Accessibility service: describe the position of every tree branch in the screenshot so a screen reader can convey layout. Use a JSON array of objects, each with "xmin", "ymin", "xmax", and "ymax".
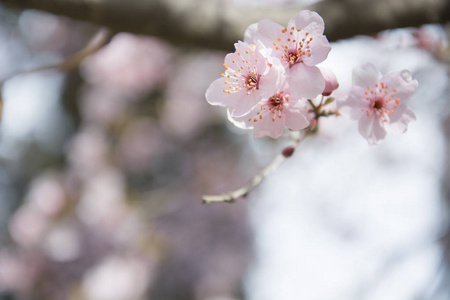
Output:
[{"xmin": 0, "ymin": 0, "xmax": 449, "ymax": 50}]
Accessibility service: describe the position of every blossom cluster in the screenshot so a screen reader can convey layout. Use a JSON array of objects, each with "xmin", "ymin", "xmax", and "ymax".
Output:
[
  {"xmin": 206, "ymin": 10, "xmax": 418, "ymax": 145},
  {"xmin": 206, "ymin": 10, "xmax": 332, "ymax": 139}
]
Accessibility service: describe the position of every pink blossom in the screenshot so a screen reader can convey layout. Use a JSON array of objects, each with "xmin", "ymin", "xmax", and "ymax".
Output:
[
  {"xmin": 338, "ymin": 64, "xmax": 418, "ymax": 145},
  {"xmin": 321, "ymin": 67, "xmax": 339, "ymax": 96},
  {"xmin": 412, "ymin": 26, "xmax": 444, "ymax": 54},
  {"xmin": 206, "ymin": 41, "xmax": 283, "ymax": 117},
  {"xmin": 81, "ymin": 33, "xmax": 172, "ymax": 94},
  {"xmin": 230, "ymin": 81, "xmax": 309, "ymax": 139},
  {"xmin": 247, "ymin": 10, "xmax": 331, "ymax": 98}
]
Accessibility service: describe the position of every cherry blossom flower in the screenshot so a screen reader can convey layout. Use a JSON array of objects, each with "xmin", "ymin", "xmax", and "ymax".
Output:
[
  {"xmin": 230, "ymin": 80, "xmax": 310, "ymax": 139},
  {"xmin": 247, "ymin": 10, "xmax": 331, "ymax": 98},
  {"xmin": 206, "ymin": 41, "xmax": 283, "ymax": 117},
  {"xmin": 337, "ymin": 63, "xmax": 418, "ymax": 145}
]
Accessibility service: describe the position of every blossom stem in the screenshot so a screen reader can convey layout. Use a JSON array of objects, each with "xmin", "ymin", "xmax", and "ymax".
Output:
[
  {"xmin": 201, "ymin": 153, "xmax": 287, "ymax": 204},
  {"xmin": 201, "ymin": 130, "xmax": 305, "ymax": 204},
  {"xmin": 201, "ymin": 101, "xmax": 340, "ymax": 203}
]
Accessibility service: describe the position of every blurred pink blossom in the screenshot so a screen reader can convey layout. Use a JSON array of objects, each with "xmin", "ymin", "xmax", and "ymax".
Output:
[
  {"xmin": 81, "ymin": 33, "xmax": 172, "ymax": 94},
  {"xmin": 162, "ymin": 53, "xmax": 224, "ymax": 139},
  {"xmin": 9, "ymin": 202, "xmax": 50, "ymax": 248},
  {"xmin": 79, "ymin": 86, "xmax": 132, "ymax": 126},
  {"xmin": 412, "ymin": 25, "xmax": 445, "ymax": 54},
  {"xmin": 0, "ymin": 250, "xmax": 41, "ymax": 295},
  {"xmin": 25, "ymin": 172, "xmax": 67, "ymax": 217},
  {"xmin": 81, "ymin": 255, "xmax": 154, "ymax": 300},
  {"xmin": 67, "ymin": 126, "xmax": 109, "ymax": 179},
  {"xmin": 116, "ymin": 118, "xmax": 166, "ymax": 174},
  {"xmin": 77, "ymin": 168, "xmax": 128, "ymax": 232},
  {"xmin": 42, "ymin": 222, "xmax": 81, "ymax": 262}
]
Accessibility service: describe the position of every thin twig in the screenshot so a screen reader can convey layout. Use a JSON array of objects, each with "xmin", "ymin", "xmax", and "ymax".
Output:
[
  {"xmin": 202, "ymin": 130, "xmax": 305, "ymax": 204},
  {"xmin": 202, "ymin": 95, "xmax": 339, "ymax": 204},
  {"xmin": 0, "ymin": 28, "xmax": 113, "ymax": 84},
  {"xmin": 202, "ymin": 153, "xmax": 287, "ymax": 204}
]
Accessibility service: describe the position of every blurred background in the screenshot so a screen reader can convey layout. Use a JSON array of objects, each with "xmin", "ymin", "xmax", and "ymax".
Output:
[{"xmin": 0, "ymin": 0, "xmax": 449, "ymax": 299}]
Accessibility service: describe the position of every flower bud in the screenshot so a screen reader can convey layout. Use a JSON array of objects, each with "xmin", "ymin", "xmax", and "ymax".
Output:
[
  {"xmin": 321, "ymin": 68, "xmax": 339, "ymax": 96},
  {"xmin": 282, "ymin": 146, "xmax": 295, "ymax": 158}
]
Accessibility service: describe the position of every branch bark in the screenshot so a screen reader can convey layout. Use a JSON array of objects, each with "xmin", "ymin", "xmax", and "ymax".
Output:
[{"xmin": 1, "ymin": 0, "xmax": 449, "ymax": 50}]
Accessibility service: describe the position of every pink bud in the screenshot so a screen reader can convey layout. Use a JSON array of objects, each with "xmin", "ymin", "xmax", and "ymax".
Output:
[
  {"xmin": 321, "ymin": 68, "xmax": 339, "ymax": 96},
  {"xmin": 282, "ymin": 146, "xmax": 295, "ymax": 158}
]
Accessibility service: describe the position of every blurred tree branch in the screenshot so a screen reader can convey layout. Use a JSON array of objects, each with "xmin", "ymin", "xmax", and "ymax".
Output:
[
  {"xmin": 0, "ymin": 0, "xmax": 449, "ymax": 50},
  {"xmin": 0, "ymin": 29, "xmax": 112, "ymax": 83}
]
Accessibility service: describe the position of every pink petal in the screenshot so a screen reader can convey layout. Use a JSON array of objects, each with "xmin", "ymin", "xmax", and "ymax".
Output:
[
  {"xmin": 385, "ymin": 107, "xmax": 416, "ymax": 134},
  {"xmin": 244, "ymin": 23, "xmax": 258, "ymax": 44},
  {"xmin": 254, "ymin": 19, "xmax": 284, "ymax": 50},
  {"xmin": 303, "ymin": 35, "xmax": 331, "ymax": 66},
  {"xmin": 358, "ymin": 116, "xmax": 386, "ymax": 145},
  {"xmin": 288, "ymin": 10, "xmax": 325, "ymax": 36},
  {"xmin": 382, "ymin": 70, "xmax": 418, "ymax": 101},
  {"xmin": 224, "ymin": 41, "xmax": 252, "ymax": 66},
  {"xmin": 253, "ymin": 114, "xmax": 285, "ymax": 139},
  {"xmin": 288, "ymin": 64, "xmax": 324, "ymax": 99},
  {"xmin": 258, "ymin": 63, "xmax": 284, "ymax": 98},
  {"xmin": 227, "ymin": 109, "xmax": 250, "ymax": 130},
  {"xmin": 370, "ymin": 119, "xmax": 387, "ymax": 145},
  {"xmin": 337, "ymin": 86, "xmax": 368, "ymax": 119},
  {"xmin": 284, "ymin": 109, "xmax": 309, "ymax": 130},
  {"xmin": 229, "ymin": 91, "xmax": 263, "ymax": 117},
  {"xmin": 205, "ymin": 77, "xmax": 247, "ymax": 108},
  {"xmin": 353, "ymin": 63, "xmax": 382, "ymax": 88},
  {"xmin": 386, "ymin": 102, "xmax": 407, "ymax": 123},
  {"xmin": 358, "ymin": 114, "xmax": 375, "ymax": 140}
]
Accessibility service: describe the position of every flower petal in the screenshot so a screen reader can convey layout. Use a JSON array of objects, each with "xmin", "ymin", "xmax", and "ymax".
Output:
[
  {"xmin": 284, "ymin": 108, "xmax": 309, "ymax": 130},
  {"xmin": 227, "ymin": 109, "xmax": 251, "ymax": 130},
  {"xmin": 288, "ymin": 10, "xmax": 325, "ymax": 36},
  {"xmin": 253, "ymin": 19, "xmax": 285, "ymax": 48},
  {"xmin": 358, "ymin": 114, "xmax": 375, "ymax": 140},
  {"xmin": 288, "ymin": 64, "xmax": 324, "ymax": 99},
  {"xmin": 383, "ymin": 70, "xmax": 418, "ymax": 101},
  {"xmin": 302, "ymin": 35, "xmax": 331, "ymax": 66},
  {"xmin": 353, "ymin": 63, "xmax": 382, "ymax": 88},
  {"xmin": 253, "ymin": 113, "xmax": 285, "ymax": 139},
  {"xmin": 244, "ymin": 23, "xmax": 258, "ymax": 44},
  {"xmin": 370, "ymin": 119, "xmax": 387, "ymax": 145},
  {"xmin": 229, "ymin": 91, "xmax": 263, "ymax": 117},
  {"xmin": 358, "ymin": 116, "xmax": 387, "ymax": 145},
  {"xmin": 206, "ymin": 77, "xmax": 248, "ymax": 108},
  {"xmin": 385, "ymin": 107, "xmax": 416, "ymax": 134},
  {"xmin": 337, "ymin": 86, "xmax": 368, "ymax": 119},
  {"xmin": 258, "ymin": 63, "xmax": 284, "ymax": 99}
]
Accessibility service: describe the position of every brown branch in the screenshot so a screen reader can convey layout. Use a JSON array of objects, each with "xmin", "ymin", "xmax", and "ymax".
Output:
[
  {"xmin": 202, "ymin": 153, "xmax": 287, "ymax": 204},
  {"xmin": 0, "ymin": 29, "xmax": 113, "ymax": 120},
  {"xmin": 0, "ymin": 0, "xmax": 449, "ymax": 51},
  {"xmin": 0, "ymin": 29, "xmax": 113, "ymax": 83},
  {"xmin": 202, "ymin": 130, "xmax": 306, "ymax": 204}
]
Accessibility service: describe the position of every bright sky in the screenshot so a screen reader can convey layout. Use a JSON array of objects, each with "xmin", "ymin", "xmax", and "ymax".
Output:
[{"xmin": 246, "ymin": 29, "xmax": 448, "ymax": 300}]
